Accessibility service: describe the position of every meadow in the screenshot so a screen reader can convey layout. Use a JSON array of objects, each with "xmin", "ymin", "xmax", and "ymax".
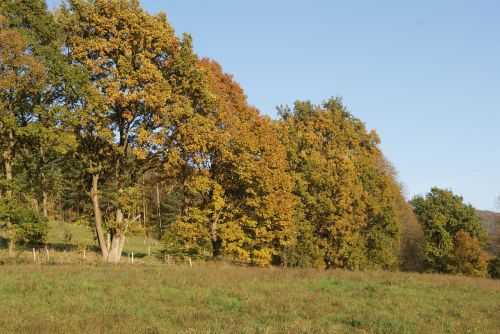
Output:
[
  {"xmin": 0, "ymin": 263, "xmax": 499, "ymax": 334},
  {"xmin": 1, "ymin": 221, "xmax": 499, "ymax": 334}
]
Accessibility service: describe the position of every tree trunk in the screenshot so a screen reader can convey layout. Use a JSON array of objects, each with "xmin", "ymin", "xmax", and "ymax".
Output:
[
  {"xmin": 107, "ymin": 207, "xmax": 124, "ymax": 263},
  {"xmin": 142, "ymin": 180, "xmax": 147, "ymax": 232},
  {"xmin": 4, "ymin": 159, "xmax": 12, "ymax": 193},
  {"xmin": 3, "ymin": 130, "xmax": 14, "ymax": 197},
  {"xmin": 6, "ymin": 221, "xmax": 14, "ymax": 257},
  {"xmin": 156, "ymin": 183, "xmax": 162, "ymax": 239},
  {"xmin": 39, "ymin": 143, "xmax": 48, "ymax": 217},
  {"xmin": 211, "ymin": 220, "xmax": 221, "ymax": 258},
  {"xmin": 91, "ymin": 174, "xmax": 109, "ymax": 260},
  {"xmin": 106, "ymin": 233, "xmax": 126, "ymax": 263},
  {"xmin": 107, "ymin": 234, "xmax": 122, "ymax": 263},
  {"xmin": 4, "ymin": 131, "xmax": 15, "ymax": 256},
  {"xmin": 41, "ymin": 191, "xmax": 48, "ymax": 217},
  {"xmin": 118, "ymin": 234, "xmax": 126, "ymax": 257}
]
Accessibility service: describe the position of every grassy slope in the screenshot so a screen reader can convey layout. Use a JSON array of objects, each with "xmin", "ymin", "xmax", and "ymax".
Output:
[
  {"xmin": 0, "ymin": 265, "xmax": 498, "ymax": 334},
  {"xmin": 47, "ymin": 220, "xmax": 162, "ymax": 261}
]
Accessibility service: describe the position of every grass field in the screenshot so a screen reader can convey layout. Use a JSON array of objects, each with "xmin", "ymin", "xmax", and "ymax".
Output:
[
  {"xmin": 47, "ymin": 220, "xmax": 163, "ymax": 259},
  {"xmin": 0, "ymin": 220, "xmax": 163, "ymax": 264},
  {"xmin": 1, "ymin": 221, "xmax": 499, "ymax": 333},
  {"xmin": 0, "ymin": 264, "xmax": 498, "ymax": 334}
]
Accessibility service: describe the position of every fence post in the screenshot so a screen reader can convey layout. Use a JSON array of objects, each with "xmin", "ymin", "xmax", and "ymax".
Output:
[
  {"xmin": 148, "ymin": 246, "xmax": 151, "ymax": 257},
  {"xmin": 189, "ymin": 257, "xmax": 192, "ymax": 268},
  {"xmin": 83, "ymin": 250, "xmax": 86, "ymax": 260},
  {"xmin": 33, "ymin": 248, "xmax": 36, "ymax": 263},
  {"xmin": 132, "ymin": 252, "xmax": 134, "ymax": 264}
]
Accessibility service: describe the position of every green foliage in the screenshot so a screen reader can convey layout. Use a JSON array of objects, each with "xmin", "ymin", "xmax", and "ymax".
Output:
[
  {"xmin": 0, "ymin": 0, "xmax": 462, "ymax": 273},
  {"xmin": 278, "ymin": 99, "xmax": 404, "ymax": 270},
  {"xmin": 0, "ymin": 0, "xmax": 85, "ymax": 219},
  {"xmin": 162, "ymin": 209, "xmax": 212, "ymax": 260},
  {"xmin": 0, "ymin": 199, "xmax": 48, "ymax": 246},
  {"xmin": 161, "ymin": 59, "xmax": 295, "ymax": 265},
  {"xmin": 488, "ymin": 257, "xmax": 500, "ymax": 279},
  {"xmin": 411, "ymin": 187, "xmax": 488, "ymax": 275}
]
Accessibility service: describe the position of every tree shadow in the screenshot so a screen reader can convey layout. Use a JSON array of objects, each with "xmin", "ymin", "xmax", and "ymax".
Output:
[
  {"xmin": 123, "ymin": 251, "xmax": 147, "ymax": 258},
  {"xmin": 46, "ymin": 242, "xmax": 100, "ymax": 253}
]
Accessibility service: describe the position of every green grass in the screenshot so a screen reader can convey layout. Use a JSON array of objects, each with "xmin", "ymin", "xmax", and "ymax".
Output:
[
  {"xmin": 0, "ymin": 264, "xmax": 498, "ymax": 334},
  {"xmin": 47, "ymin": 220, "xmax": 162, "ymax": 261},
  {"xmin": 1, "ymin": 221, "xmax": 499, "ymax": 333}
]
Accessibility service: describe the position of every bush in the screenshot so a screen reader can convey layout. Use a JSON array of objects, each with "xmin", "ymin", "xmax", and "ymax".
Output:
[
  {"xmin": 0, "ymin": 199, "xmax": 48, "ymax": 247},
  {"xmin": 162, "ymin": 217, "xmax": 212, "ymax": 261}
]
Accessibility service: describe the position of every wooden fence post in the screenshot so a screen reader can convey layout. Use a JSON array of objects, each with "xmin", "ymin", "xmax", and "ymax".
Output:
[
  {"xmin": 189, "ymin": 257, "xmax": 192, "ymax": 268},
  {"xmin": 132, "ymin": 252, "xmax": 134, "ymax": 264},
  {"xmin": 33, "ymin": 248, "xmax": 36, "ymax": 263}
]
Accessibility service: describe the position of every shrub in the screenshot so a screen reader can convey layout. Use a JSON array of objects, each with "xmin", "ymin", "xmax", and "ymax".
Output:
[{"xmin": 0, "ymin": 199, "xmax": 48, "ymax": 248}]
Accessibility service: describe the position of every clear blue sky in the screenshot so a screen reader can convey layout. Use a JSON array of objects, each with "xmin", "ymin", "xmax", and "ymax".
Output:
[{"xmin": 52, "ymin": 1, "xmax": 500, "ymax": 210}]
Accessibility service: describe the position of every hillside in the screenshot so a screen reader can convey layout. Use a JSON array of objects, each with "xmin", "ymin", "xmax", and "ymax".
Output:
[
  {"xmin": 0, "ymin": 265, "xmax": 498, "ymax": 334},
  {"xmin": 477, "ymin": 210, "xmax": 500, "ymax": 256},
  {"xmin": 47, "ymin": 221, "xmax": 162, "ymax": 261}
]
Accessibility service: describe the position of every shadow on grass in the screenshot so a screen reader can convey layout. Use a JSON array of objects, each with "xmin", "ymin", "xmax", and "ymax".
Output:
[
  {"xmin": 46, "ymin": 242, "xmax": 101, "ymax": 253},
  {"xmin": 0, "ymin": 235, "xmax": 101, "ymax": 253},
  {"xmin": 123, "ymin": 251, "xmax": 148, "ymax": 258}
]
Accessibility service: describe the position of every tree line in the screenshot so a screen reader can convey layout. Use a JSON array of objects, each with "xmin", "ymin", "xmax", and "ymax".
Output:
[{"xmin": 0, "ymin": 0, "xmax": 496, "ymax": 277}]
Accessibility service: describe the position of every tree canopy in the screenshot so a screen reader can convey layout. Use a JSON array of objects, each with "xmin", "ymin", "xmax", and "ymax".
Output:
[
  {"xmin": 411, "ymin": 187, "xmax": 487, "ymax": 275},
  {"xmin": 0, "ymin": 0, "xmax": 491, "ymax": 276},
  {"xmin": 277, "ymin": 99, "xmax": 405, "ymax": 269}
]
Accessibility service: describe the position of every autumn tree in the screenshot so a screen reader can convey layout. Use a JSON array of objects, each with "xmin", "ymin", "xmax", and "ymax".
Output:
[
  {"xmin": 1, "ymin": 0, "xmax": 86, "ymax": 218},
  {"xmin": 411, "ymin": 187, "xmax": 487, "ymax": 275},
  {"xmin": 398, "ymin": 197, "xmax": 425, "ymax": 272},
  {"xmin": 0, "ymin": 14, "xmax": 44, "ymax": 195},
  {"xmin": 449, "ymin": 230, "xmax": 488, "ymax": 277},
  {"xmin": 60, "ymin": 0, "xmax": 180, "ymax": 262},
  {"xmin": 162, "ymin": 55, "xmax": 295, "ymax": 265},
  {"xmin": 202, "ymin": 60, "xmax": 295, "ymax": 265},
  {"xmin": 278, "ymin": 99, "xmax": 404, "ymax": 269},
  {"xmin": 0, "ymin": 14, "xmax": 48, "ymax": 254}
]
